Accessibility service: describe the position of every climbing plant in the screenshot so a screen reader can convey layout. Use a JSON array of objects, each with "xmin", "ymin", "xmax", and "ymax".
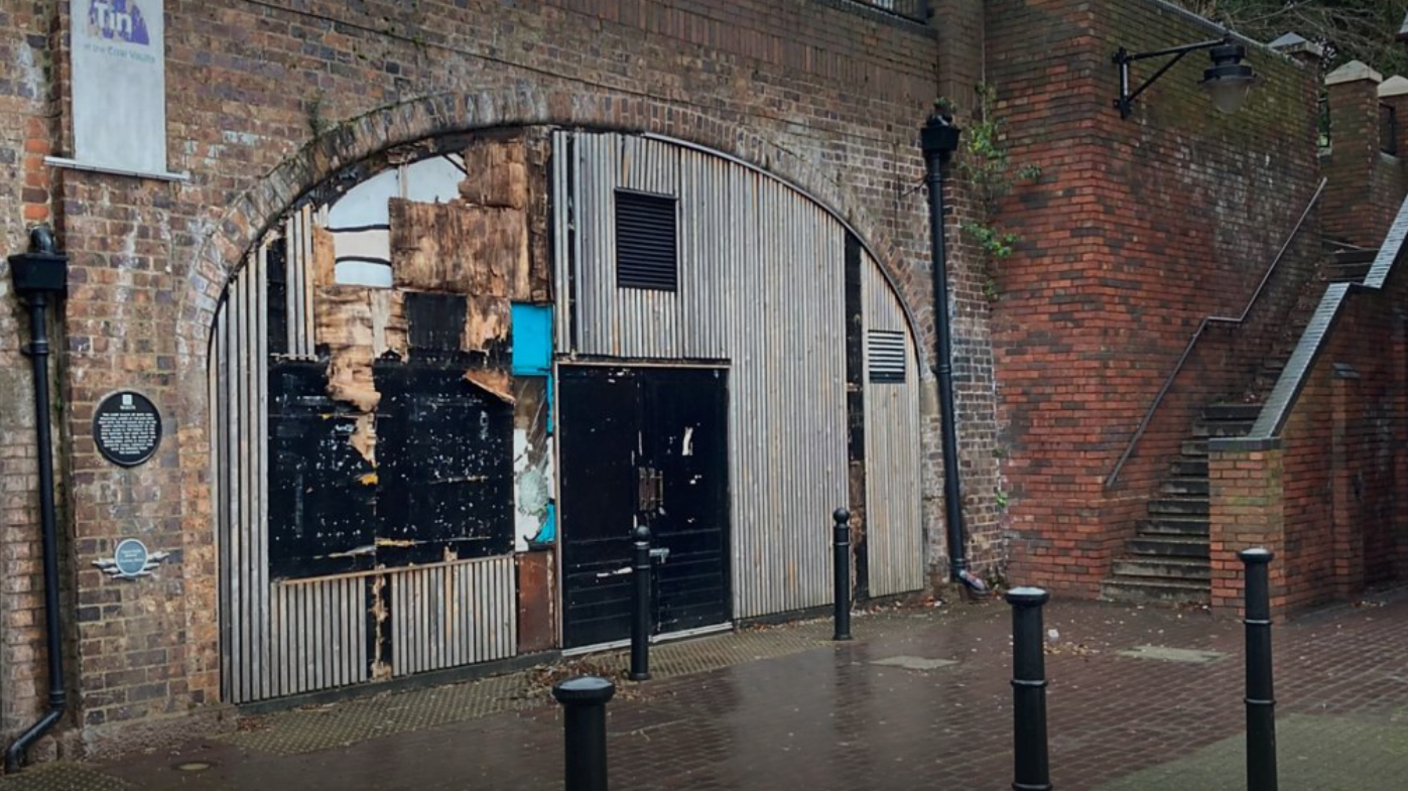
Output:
[{"xmin": 945, "ymin": 84, "xmax": 1041, "ymax": 300}]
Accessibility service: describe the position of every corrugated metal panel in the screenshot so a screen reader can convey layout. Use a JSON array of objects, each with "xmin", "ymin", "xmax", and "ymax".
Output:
[
  {"xmin": 862, "ymin": 252, "xmax": 924, "ymax": 596},
  {"xmin": 213, "ymin": 229, "xmax": 519, "ymax": 703},
  {"xmin": 390, "ymin": 557, "xmax": 517, "ymax": 676},
  {"xmin": 561, "ymin": 132, "xmax": 852, "ymax": 618}
]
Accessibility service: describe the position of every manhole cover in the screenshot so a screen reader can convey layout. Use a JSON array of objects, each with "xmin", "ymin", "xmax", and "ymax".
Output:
[
  {"xmin": 1117, "ymin": 645, "xmax": 1226, "ymax": 664},
  {"xmin": 870, "ymin": 656, "xmax": 957, "ymax": 672}
]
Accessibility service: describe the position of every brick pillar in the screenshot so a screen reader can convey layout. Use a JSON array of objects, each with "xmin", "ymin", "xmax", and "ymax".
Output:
[
  {"xmin": 1208, "ymin": 439, "xmax": 1286, "ymax": 617},
  {"xmin": 1379, "ymin": 76, "xmax": 1408, "ymax": 157},
  {"xmin": 1323, "ymin": 60, "xmax": 1383, "ymax": 248}
]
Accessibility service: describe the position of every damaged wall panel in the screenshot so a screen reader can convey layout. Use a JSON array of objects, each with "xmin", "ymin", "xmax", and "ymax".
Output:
[
  {"xmin": 388, "ymin": 198, "xmax": 529, "ymax": 298},
  {"xmin": 375, "ymin": 364, "xmax": 515, "ymax": 566}
]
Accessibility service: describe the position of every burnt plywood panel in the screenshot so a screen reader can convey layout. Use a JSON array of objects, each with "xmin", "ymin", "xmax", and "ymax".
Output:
[
  {"xmin": 459, "ymin": 138, "xmax": 529, "ymax": 210},
  {"xmin": 315, "ymin": 286, "xmax": 381, "ymax": 412},
  {"xmin": 406, "ymin": 292, "xmax": 467, "ymax": 354},
  {"xmin": 462, "ymin": 294, "xmax": 511, "ymax": 354},
  {"xmin": 526, "ymin": 129, "xmax": 553, "ymax": 303},
  {"xmin": 267, "ymin": 360, "xmax": 377, "ymax": 579},
  {"xmin": 375, "ymin": 363, "xmax": 515, "ymax": 566},
  {"xmin": 388, "ymin": 198, "xmax": 528, "ymax": 297}
]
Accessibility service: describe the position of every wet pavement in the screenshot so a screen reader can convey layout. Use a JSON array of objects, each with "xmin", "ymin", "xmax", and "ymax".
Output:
[{"xmin": 6, "ymin": 592, "xmax": 1408, "ymax": 790}]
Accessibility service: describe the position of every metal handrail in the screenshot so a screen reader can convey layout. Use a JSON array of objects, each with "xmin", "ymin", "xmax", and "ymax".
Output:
[{"xmin": 1104, "ymin": 178, "xmax": 1327, "ymax": 488}]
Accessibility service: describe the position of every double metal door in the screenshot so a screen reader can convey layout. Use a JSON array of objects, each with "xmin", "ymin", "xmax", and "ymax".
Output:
[{"xmin": 558, "ymin": 365, "xmax": 730, "ymax": 649}]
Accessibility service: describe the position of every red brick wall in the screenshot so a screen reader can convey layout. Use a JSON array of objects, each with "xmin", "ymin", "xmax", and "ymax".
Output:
[
  {"xmin": 1210, "ymin": 260, "xmax": 1408, "ymax": 616},
  {"xmin": 987, "ymin": 0, "xmax": 1320, "ymax": 596},
  {"xmin": 0, "ymin": 0, "xmax": 1018, "ymax": 756}
]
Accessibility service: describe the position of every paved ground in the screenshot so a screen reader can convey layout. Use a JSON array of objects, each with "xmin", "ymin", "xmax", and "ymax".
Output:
[{"xmin": 4, "ymin": 592, "xmax": 1408, "ymax": 790}]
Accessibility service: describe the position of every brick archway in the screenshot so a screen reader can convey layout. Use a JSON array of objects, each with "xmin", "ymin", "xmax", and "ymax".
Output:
[{"xmin": 177, "ymin": 89, "xmax": 922, "ymax": 360}]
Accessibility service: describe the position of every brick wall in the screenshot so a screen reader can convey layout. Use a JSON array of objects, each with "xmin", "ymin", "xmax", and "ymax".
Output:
[
  {"xmin": 1210, "ymin": 264, "xmax": 1408, "ymax": 616},
  {"xmin": 0, "ymin": 0, "xmax": 1018, "ymax": 756},
  {"xmin": 986, "ymin": 0, "xmax": 1320, "ymax": 596}
]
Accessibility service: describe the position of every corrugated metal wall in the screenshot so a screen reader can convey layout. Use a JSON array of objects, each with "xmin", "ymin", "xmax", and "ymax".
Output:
[
  {"xmin": 862, "ymin": 254, "xmax": 925, "ymax": 596},
  {"xmin": 554, "ymin": 131, "xmax": 920, "ymax": 618},
  {"xmin": 212, "ymin": 220, "xmax": 518, "ymax": 705}
]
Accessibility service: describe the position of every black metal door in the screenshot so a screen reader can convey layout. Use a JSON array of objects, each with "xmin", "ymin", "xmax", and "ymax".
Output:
[{"xmin": 559, "ymin": 365, "xmax": 730, "ymax": 648}]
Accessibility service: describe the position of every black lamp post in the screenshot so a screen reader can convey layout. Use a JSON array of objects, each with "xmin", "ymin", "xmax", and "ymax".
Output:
[
  {"xmin": 6, "ymin": 226, "xmax": 69, "ymax": 772},
  {"xmin": 921, "ymin": 108, "xmax": 984, "ymax": 595},
  {"xmin": 1114, "ymin": 35, "xmax": 1257, "ymax": 119}
]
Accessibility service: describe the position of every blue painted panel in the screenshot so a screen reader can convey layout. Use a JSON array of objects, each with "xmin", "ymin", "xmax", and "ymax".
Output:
[{"xmin": 511, "ymin": 304, "xmax": 553, "ymax": 376}]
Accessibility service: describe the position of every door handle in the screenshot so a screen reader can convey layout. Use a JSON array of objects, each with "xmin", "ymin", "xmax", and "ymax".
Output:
[{"xmin": 595, "ymin": 566, "xmax": 632, "ymax": 579}]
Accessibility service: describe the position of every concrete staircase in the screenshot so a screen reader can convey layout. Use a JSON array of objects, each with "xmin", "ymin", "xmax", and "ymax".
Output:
[
  {"xmin": 1100, "ymin": 403, "xmax": 1259, "ymax": 604},
  {"xmin": 1100, "ymin": 242, "xmax": 1377, "ymax": 605}
]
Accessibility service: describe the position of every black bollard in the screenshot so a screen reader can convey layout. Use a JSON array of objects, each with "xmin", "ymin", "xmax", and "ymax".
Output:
[
  {"xmin": 832, "ymin": 508, "xmax": 852, "ymax": 641},
  {"xmin": 1008, "ymin": 586, "xmax": 1052, "ymax": 791},
  {"xmin": 630, "ymin": 524, "xmax": 652, "ymax": 681},
  {"xmin": 553, "ymin": 676, "xmax": 616, "ymax": 791},
  {"xmin": 1240, "ymin": 548, "xmax": 1278, "ymax": 791}
]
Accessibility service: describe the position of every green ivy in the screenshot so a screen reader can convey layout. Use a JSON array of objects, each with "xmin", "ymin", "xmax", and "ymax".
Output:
[{"xmin": 942, "ymin": 83, "xmax": 1040, "ymax": 300}]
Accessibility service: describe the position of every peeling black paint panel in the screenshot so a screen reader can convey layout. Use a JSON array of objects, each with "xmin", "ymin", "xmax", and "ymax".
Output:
[
  {"xmin": 845, "ymin": 231, "xmax": 868, "ymax": 599},
  {"xmin": 267, "ymin": 360, "xmax": 376, "ymax": 579},
  {"xmin": 266, "ymin": 237, "xmax": 288, "ymax": 356},
  {"xmin": 406, "ymin": 292, "xmax": 467, "ymax": 356},
  {"xmin": 645, "ymin": 368, "xmax": 730, "ymax": 636},
  {"xmin": 374, "ymin": 363, "xmax": 514, "ymax": 566},
  {"xmin": 558, "ymin": 367, "xmax": 641, "ymax": 649}
]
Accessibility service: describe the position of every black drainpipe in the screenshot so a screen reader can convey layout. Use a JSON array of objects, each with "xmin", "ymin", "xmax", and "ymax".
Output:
[
  {"xmin": 6, "ymin": 226, "xmax": 69, "ymax": 772},
  {"xmin": 921, "ymin": 108, "xmax": 987, "ymax": 596}
]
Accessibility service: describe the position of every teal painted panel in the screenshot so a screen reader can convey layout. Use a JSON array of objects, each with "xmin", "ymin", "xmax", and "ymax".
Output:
[{"xmin": 511, "ymin": 304, "xmax": 553, "ymax": 376}]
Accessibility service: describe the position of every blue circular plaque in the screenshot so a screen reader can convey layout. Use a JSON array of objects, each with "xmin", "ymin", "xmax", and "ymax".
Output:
[{"xmin": 113, "ymin": 539, "xmax": 150, "ymax": 578}]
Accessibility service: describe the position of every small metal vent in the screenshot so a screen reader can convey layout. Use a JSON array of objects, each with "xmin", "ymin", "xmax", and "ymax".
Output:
[
  {"xmin": 616, "ymin": 190, "xmax": 678, "ymax": 291},
  {"xmin": 868, "ymin": 330, "xmax": 907, "ymax": 383}
]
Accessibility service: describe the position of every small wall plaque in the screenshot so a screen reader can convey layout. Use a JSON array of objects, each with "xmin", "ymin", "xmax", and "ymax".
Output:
[
  {"xmin": 93, "ymin": 391, "xmax": 162, "ymax": 467},
  {"xmin": 94, "ymin": 538, "xmax": 169, "ymax": 579}
]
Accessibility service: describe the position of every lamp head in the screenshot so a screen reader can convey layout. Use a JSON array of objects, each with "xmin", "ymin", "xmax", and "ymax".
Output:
[{"xmin": 1200, "ymin": 42, "xmax": 1256, "ymax": 114}]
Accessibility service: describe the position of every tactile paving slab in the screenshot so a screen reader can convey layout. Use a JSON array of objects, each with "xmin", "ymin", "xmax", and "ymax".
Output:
[{"xmin": 0, "ymin": 763, "xmax": 130, "ymax": 791}]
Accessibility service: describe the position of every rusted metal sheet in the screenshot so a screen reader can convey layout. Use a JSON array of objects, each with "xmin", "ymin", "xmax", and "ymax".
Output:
[
  {"xmin": 555, "ymin": 131, "xmax": 852, "ymax": 619},
  {"xmin": 516, "ymin": 551, "xmax": 556, "ymax": 654},
  {"xmin": 862, "ymin": 250, "xmax": 924, "ymax": 597}
]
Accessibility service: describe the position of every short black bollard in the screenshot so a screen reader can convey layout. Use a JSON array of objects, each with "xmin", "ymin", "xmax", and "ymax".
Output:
[
  {"xmin": 1008, "ymin": 586, "xmax": 1052, "ymax": 791},
  {"xmin": 832, "ymin": 508, "xmax": 852, "ymax": 641},
  {"xmin": 630, "ymin": 524, "xmax": 652, "ymax": 682},
  {"xmin": 1240, "ymin": 548, "xmax": 1278, "ymax": 791},
  {"xmin": 553, "ymin": 676, "xmax": 616, "ymax": 791}
]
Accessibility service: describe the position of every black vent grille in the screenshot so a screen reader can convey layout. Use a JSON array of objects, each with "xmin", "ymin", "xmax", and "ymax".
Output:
[
  {"xmin": 868, "ymin": 330, "xmax": 907, "ymax": 383},
  {"xmin": 616, "ymin": 190, "xmax": 678, "ymax": 291}
]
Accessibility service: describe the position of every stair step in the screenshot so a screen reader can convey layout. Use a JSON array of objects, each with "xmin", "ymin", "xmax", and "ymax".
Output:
[
  {"xmin": 1148, "ymin": 498, "xmax": 1209, "ymax": 517},
  {"xmin": 1170, "ymin": 458, "xmax": 1209, "ymax": 477},
  {"xmin": 1332, "ymin": 248, "xmax": 1378, "ymax": 265},
  {"xmin": 1100, "ymin": 577, "xmax": 1210, "ymax": 604},
  {"xmin": 1127, "ymin": 536, "xmax": 1210, "ymax": 558},
  {"xmin": 1203, "ymin": 403, "xmax": 1263, "ymax": 421},
  {"xmin": 1160, "ymin": 478, "xmax": 1209, "ymax": 496},
  {"xmin": 1137, "ymin": 517, "xmax": 1209, "ymax": 537},
  {"xmin": 1111, "ymin": 557, "xmax": 1211, "ymax": 581},
  {"xmin": 1191, "ymin": 420, "xmax": 1255, "ymax": 438},
  {"xmin": 1181, "ymin": 440, "xmax": 1209, "ymax": 457}
]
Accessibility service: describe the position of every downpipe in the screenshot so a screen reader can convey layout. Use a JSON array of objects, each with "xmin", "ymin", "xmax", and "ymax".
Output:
[
  {"xmin": 6, "ymin": 227, "xmax": 70, "ymax": 772},
  {"xmin": 921, "ymin": 109, "xmax": 989, "ymax": 599}
]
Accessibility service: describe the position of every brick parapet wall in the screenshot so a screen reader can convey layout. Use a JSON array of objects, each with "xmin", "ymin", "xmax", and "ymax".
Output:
[
  {"xmin": 1323, "ymin": 70, "xmax": 1408, "ymax": 248},
  {"xmin": 1210, "ymin": 261, "xmax": 1408, "ymax": 616},
  {"xmin": 0, "ymin": 0, "xmax": 1014, "ymax": 756},
  {"xmin": 1207, "ymin": 443, "xmax": 1287, "ymax": 616},
  {"xmin": 987, "ymin": 0, "xmax": 1320, "ymax": 594}
]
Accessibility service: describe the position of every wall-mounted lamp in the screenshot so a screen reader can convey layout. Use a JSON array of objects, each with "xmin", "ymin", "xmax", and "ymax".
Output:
[{"xmin": 1114, "ymin": 36, "xmax": 1257, "ymax": 119}]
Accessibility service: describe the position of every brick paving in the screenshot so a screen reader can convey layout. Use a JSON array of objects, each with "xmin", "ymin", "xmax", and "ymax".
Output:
[{"xmin": 4, "ymin": 594, "xmax": 1407, "ymax": 790}]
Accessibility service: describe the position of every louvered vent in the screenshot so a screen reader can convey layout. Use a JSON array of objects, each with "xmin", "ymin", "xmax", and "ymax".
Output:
[
  {"xmin": 868, "ymin": 330, "xmax": 907, "ymax": 383},
  {"xmin": 615, "ymin": 190, "xmax": 678, "ymax": 291}
]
